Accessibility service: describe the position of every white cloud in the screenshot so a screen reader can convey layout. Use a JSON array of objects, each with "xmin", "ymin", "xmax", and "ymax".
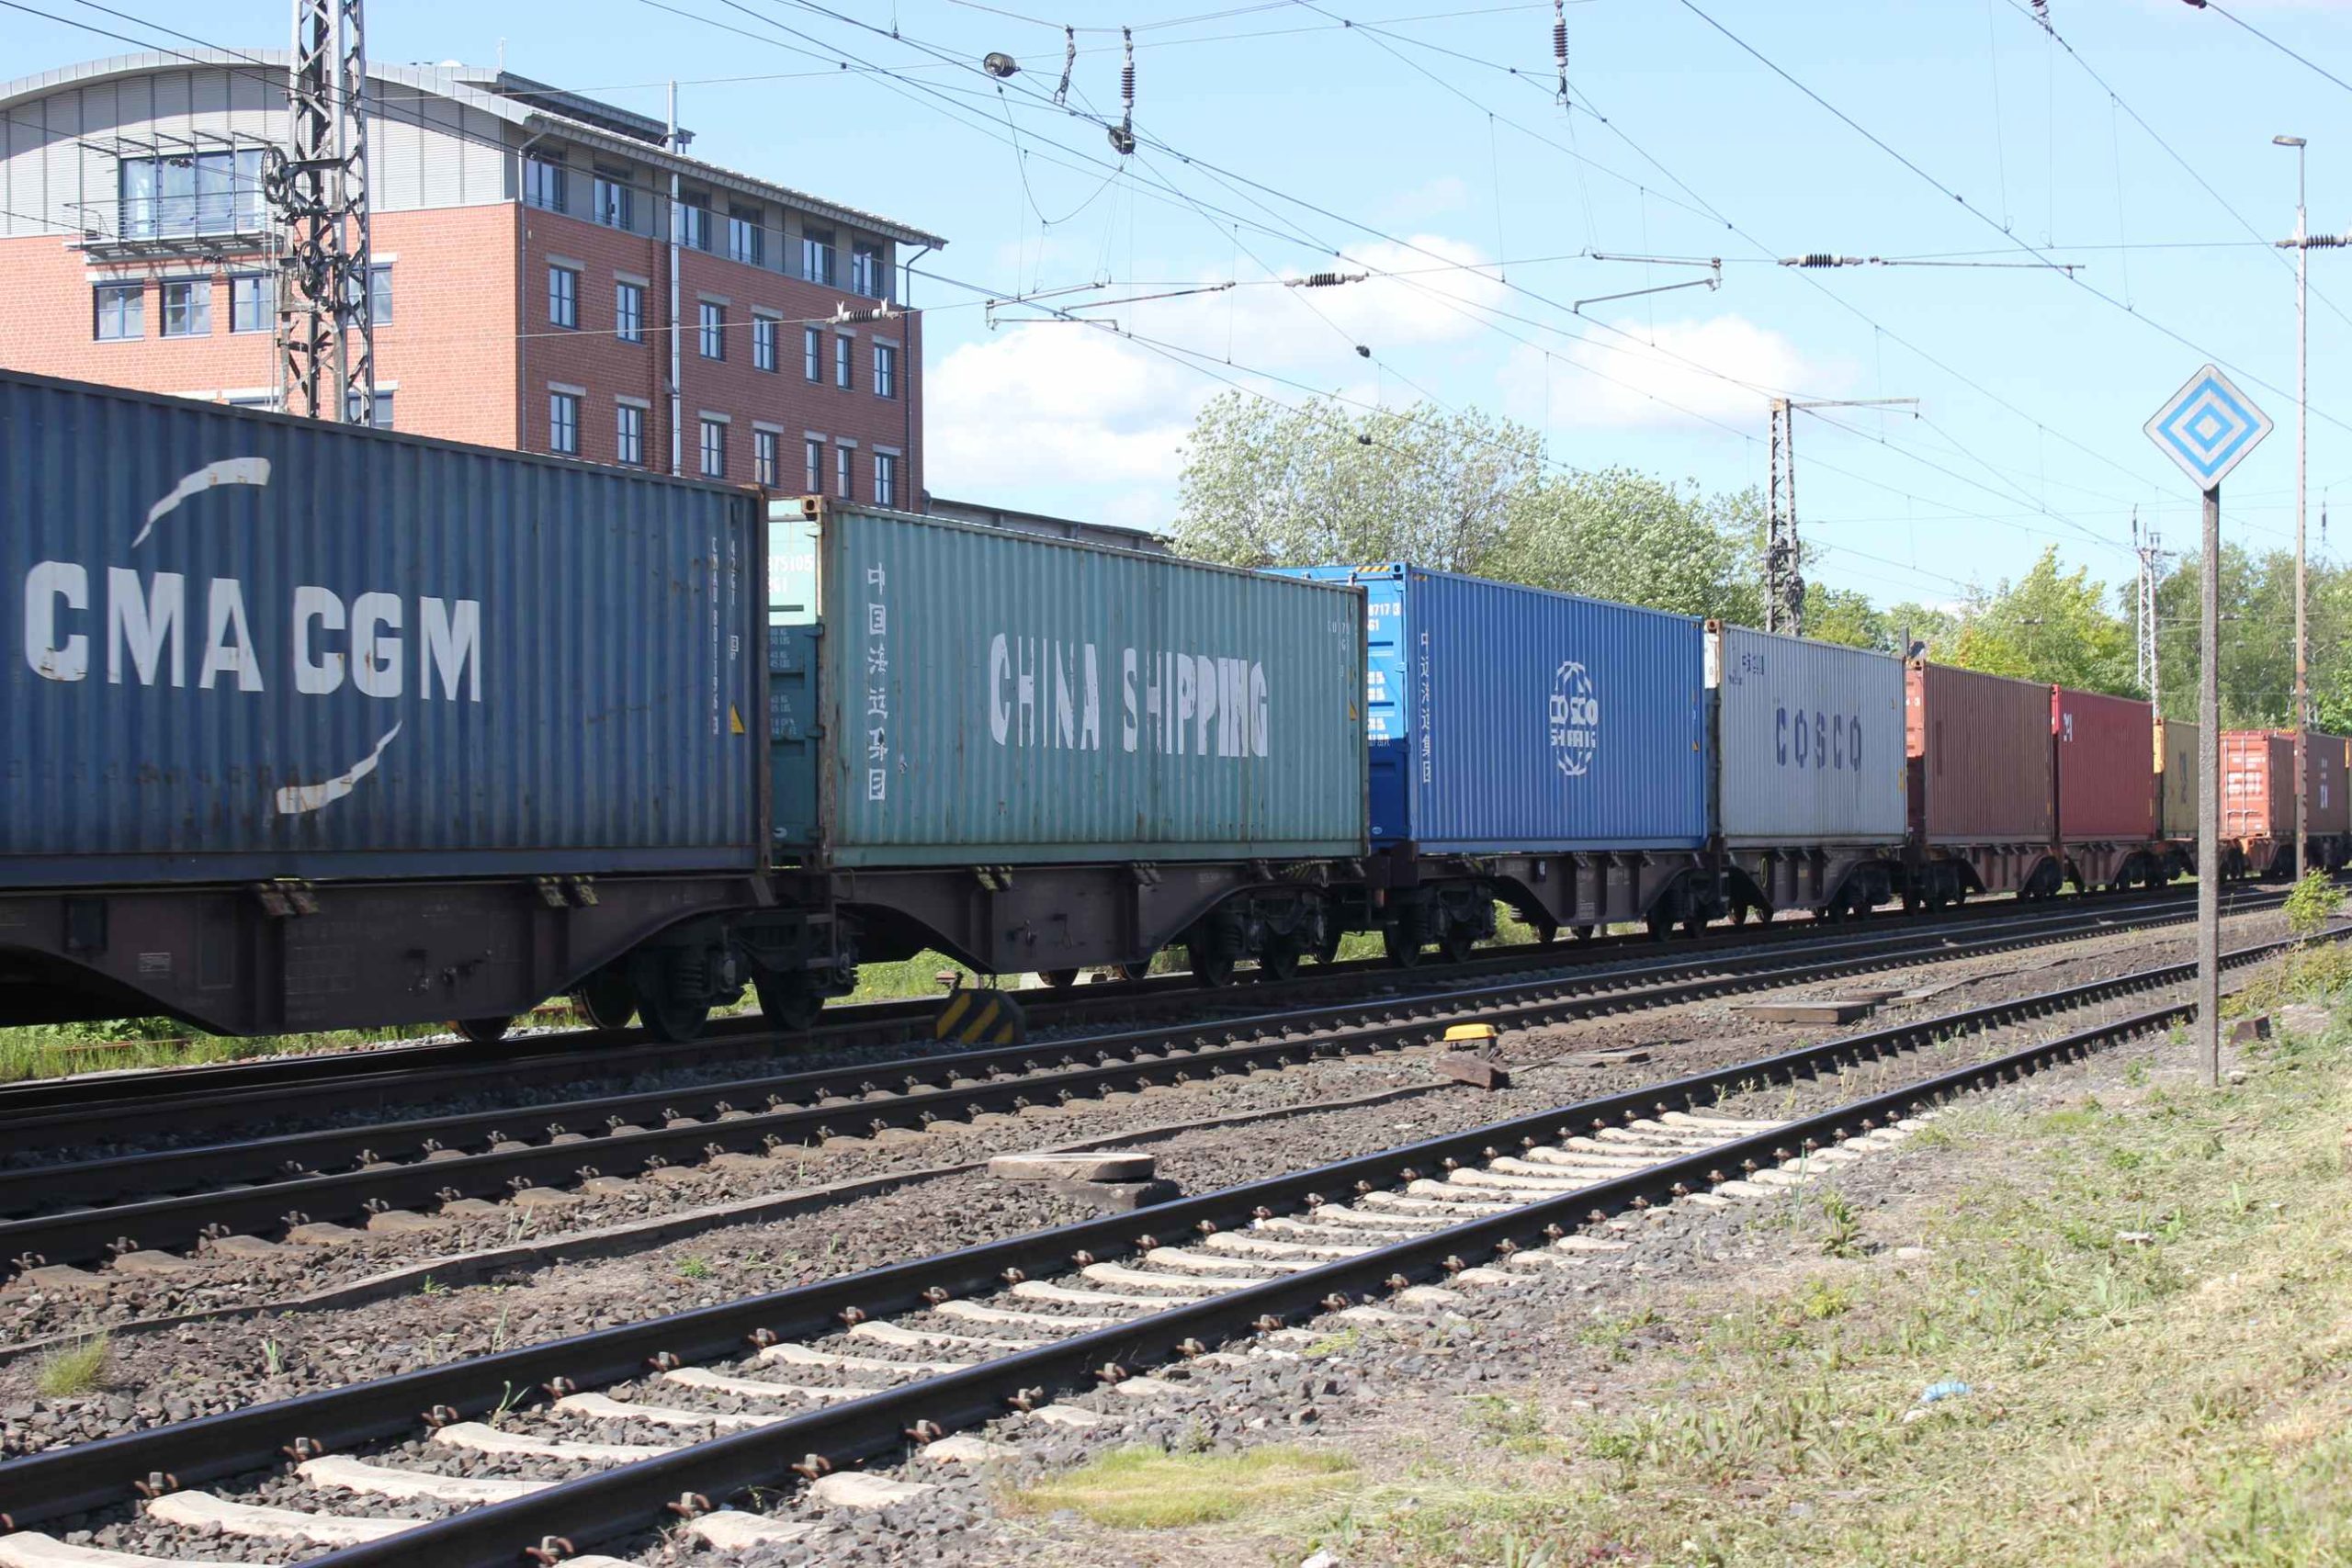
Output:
[
  {"xmin": 927, "ymin": 321, "xmax": 1202, "ymax": 496},
  {"xmin": 1501, "ymin": 313, "xmax": 1852, "ymax": 432},
  {"xmin": 1376, "ymin": 175, "xmax": 1471, "ymax": 226}
]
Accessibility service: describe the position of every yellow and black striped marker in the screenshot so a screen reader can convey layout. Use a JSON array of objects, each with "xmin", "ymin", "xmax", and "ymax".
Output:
[{"xmin": 936, "ymin": 986, "xmax": 1024, "ymax": 1045}]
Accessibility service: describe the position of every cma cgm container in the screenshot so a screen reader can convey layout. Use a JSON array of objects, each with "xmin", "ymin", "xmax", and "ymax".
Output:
[
  {"xmin": 2156, "ymin": 716, "xmax": 2199, "ymax": 840},
  {"xmin": 0, "ymin": 371, "xmax": 760, "ymax": 888},
  {"xmin": 1282, "ymin": 565, "xmax": 1707, "ymax": 853},
  {"xmin": 2052, "ymin": 687, "xmax": 2155, "ymax": 843},
  {"xmin": 1706, "ymin": 624, "xmax": 1906, "ymax": 845},
  {"xmin": 772, "ymin": 505, "xmax": 1366, "ymax": 866}
]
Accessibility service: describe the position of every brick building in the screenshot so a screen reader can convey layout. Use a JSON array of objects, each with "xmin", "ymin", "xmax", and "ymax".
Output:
[{"xmin": 0, "ymin": 51, "xmax": 944, "ymax": 504}]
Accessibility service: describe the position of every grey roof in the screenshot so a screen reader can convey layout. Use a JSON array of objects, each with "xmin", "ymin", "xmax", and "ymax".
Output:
[{"xmin": 0, "ymin": 50, "xmax": 945, "ymax": 248}]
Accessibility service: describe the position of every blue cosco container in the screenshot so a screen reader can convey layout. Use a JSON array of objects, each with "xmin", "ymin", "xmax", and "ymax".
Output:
[
  {"xmin": 1280, "ymin": 565, "xmax": 1708, "ymax": 853},
  {"xmin": 0, "ymin": 371, "xmax": 761, "ymax": 886}
]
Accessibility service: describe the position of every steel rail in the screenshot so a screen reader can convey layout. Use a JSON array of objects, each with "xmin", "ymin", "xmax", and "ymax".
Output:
[
  {"xmin": 0, "ymin": 881, "xmax": 2238, "ymax": 1125},
  {"xmin": 0, "ymin": 927, "xmax": 2321, "ymax": 1539},
  {"xmin": 0, "ymin": 895, "xmax": 2244, "ymax": 1276}
]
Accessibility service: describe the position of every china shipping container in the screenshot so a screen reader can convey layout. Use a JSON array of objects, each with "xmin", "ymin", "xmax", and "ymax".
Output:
[
  {"xmin": 0, "ymin": 371, "xmax": 761, "ymax": 890},
  {"xmin": 2222, "ymin": 729, "xmax": 2352, "ymax": 843},
  {"xmin": 2155, "ymin": 716, "xmax": 2199, "ymax": 840},
  {"xmin": 773, "ymin": 504, "xmax": 1368, "ymax": 867},
  {"xmin": 2052, "ymin": 686, "xmax": 2155, "ymax": 842},
  {"xmin": 1905, "ymin": 662, "xmax": 2055, "ymax": 843},
  {"xmin": 1706, "ymin": 624, "xmax": 1906, "ymax": 846},
  {"xmin": 1282, "ymin": 564, "xmax": 1708, "ymax": 854}
]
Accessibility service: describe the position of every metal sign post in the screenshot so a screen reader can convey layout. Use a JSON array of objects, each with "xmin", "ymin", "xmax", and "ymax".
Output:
[{"xmin": 2145, "ymin": 365, "xmax": 2275, "ymax": 1087}]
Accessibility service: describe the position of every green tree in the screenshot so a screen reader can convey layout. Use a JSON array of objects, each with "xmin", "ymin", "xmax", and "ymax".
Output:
[
  {"xmin": 1498, "ymin": 470, "xmax": 1764, "ymax": 623},
  {"xmin": 1170, "ymin": 392, "xmax": 1540, "ymax": 572},
  {"xmin": 1803, "ymin": 581, "xmax": 1891, "ymax": 650},
  {"xmin": 1947, "ymin": 547, "xmax": 2135, "ymax": 694}
]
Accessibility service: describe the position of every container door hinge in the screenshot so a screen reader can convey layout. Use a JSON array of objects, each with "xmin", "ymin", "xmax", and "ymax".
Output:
[{"xmin": 253, "ymin": 880, "xmax": 318, "ymax": 918}]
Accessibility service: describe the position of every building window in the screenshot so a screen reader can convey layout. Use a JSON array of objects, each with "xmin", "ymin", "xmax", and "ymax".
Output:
[
  {"xmin": 833, "ymin": 334, "xmax": 852, "ymax": 390},
  {"xmin": 229, "ymin": 273, "xmax": 275, "ymax": 333},
  {"xmin": 549, "ymin": 390, "xmax": 581, "ymax": 455},
  {"xmin": 593, "ymin": 169, "xmax": 633, "ymax": 230},
  {"xmin": 874, "ymin": 450, "xmax": 899, "ymax": 508},
  {"xmin": 803, "ymin": 326, "xmax": 821, "ymax": 382},
  {"xmin": 805, "ymin": 436, "xmax": 823, "ymax": 492},
  {"xmin": 615, "ymin": 280, "xmax": 644, "ymax": 344},
  {"xmin": 345, "ymin": 263, "xmax": 392, "ymax": 324},
  {"xmin": 162, "ymin": 278, "xmax": 211, "ymax": 337},
  {"xmin": 834, "ymin": 445, "xmax": 853, "ymax": 501},
  {"xmin": 679, "ymin": 195, "xmax": 711, "ymax": 252},
  {"xmin": 119, "ymin": 149, "xmax": 264, "ymax": 238},
  {"xmin": 616, "ymin": 402, "xmax": 646, "ymax": 466},
  {"xmin": 729, "ymin": 207, "xmax": 764, "ymax": 266},
  {"xmin": 343, "ymin": 389, "xmax": 394, "ymax": 429},
  {"xmin": 873, "ymin": 342, "xmax": 898, "ymax": 400},
  {"xmin": 801, "ymin": 227, "xmax": 835, "ymax": 286},
  {"xmin": 698, "ymin": 300, "xmax": 725, "ymax": 360},
  {"xmin": 851, "ymin": 241, "xmax": 886, "ymax": 299},
  {"xmin": 699, "ymin": 418, "xmax": 727, "ymax": 479},
  {"xmin": 526, "ymin": 153, "xmax": 566, "ymax": 212},
  {"xmin": 754, "ymin": 428, "xmax": 780, "ymax": 487},
  {"xmin": 751, "ymin": 315, "xmax": 777, "ymax": 372},
  {"xmin": 94, "ymin": 282, "xmax": 142, "ymax": 341},
  {"xmin": 548, "ymin": 265, "xmax": 579, "ymax": 328}
]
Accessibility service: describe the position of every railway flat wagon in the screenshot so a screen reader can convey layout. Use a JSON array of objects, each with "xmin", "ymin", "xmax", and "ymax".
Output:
[
  {"xmin": 0, "ymin": 369, "xmax": 776, "ymax": 1039},
  {"xmin": 1283, "ymin": 564, "xmax": 1709, "ymax": 953},
  {"xmin": 1705, "ymin": 623, "xmax": 1907, "ymax": 920},
  {"xmin": 1905, "ymin": 661, "xmax": 2058, "ymax": 902},
  {"xmin": 773, "ymin": 502, "xmax": 1369, "ymax": 985},
  {"xmin": 2052, "ymin": 686, "xmax": 2164, "ymax": 889}
]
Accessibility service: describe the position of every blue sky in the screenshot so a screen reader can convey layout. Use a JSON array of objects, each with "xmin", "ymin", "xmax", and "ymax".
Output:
[{"xmin": 13, "ymin": 0, "xmax": 2352, "ymax": 612}]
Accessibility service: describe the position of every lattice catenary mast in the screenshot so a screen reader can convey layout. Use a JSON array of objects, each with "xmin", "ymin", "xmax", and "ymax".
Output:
[{"xmin": 272, "ymin": 0, "xmax": 374, "ymax": 422}]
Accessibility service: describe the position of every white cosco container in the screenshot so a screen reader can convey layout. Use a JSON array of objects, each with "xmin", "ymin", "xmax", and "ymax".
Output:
[{"xmin": 1706, "ymin": 623, "xmax": 1908, "ymax": 846}]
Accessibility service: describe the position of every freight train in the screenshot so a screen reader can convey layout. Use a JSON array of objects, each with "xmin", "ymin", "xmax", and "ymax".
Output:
[{"xmin": 1, "ymin": 370, "xmax": 2344, "ymax": 1043}]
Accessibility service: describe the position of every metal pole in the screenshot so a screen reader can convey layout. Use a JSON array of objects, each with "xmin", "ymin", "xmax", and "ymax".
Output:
[
  {"xmin": 667, "ymin": 80, "xmax": 683, "ymax": 478},
  {"xmin": 2293, "ymin": 141, "xmax": 2310, "ymax": 881},
  {"xmin": 2199, "ymin": 482, "xmax": 2222, "ymax": 1088},
  {"xmin": 1765, "ymin": 400, "xmax": 1784, "ymax": 634}
]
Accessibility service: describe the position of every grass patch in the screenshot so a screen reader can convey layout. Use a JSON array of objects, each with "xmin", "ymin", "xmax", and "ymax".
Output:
[
  {"xmin": 1012, "ymin": 1444, "xmax": 1356, "ymax": 1529},
  {"xmin": 35, "ymin": 1333, "xmax": 111, "ymax": 1397},
  {"xmin": 1306, "ymin": 985, "xmax": 2352, "ymax": 1566}
]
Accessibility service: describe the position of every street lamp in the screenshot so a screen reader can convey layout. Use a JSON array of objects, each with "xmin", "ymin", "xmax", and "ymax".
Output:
[{"xmin": 2276, "ymin": 134, "xmax": 2310, "ymax": 880}]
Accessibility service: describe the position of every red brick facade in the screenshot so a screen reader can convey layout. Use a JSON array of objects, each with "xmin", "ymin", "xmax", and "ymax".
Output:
[{"xmin": 0, "ymin": 199, "xmax": 922, "ymax": 500}]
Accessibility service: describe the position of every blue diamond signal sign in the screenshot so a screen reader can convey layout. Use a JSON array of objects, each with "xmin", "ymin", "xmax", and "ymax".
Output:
[{"xmin": 2144, "ymin": 364, "xmax": 2273, "ymax": 490}]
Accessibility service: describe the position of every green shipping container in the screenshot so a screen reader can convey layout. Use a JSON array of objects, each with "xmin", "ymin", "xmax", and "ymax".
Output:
[{"xmin": 768, "ymin": 502, "xmax": 1368, "ymax": 867}]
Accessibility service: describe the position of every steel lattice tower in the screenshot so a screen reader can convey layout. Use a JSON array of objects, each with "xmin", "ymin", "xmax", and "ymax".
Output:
[{"xmin": 273, "ymin": 0, "xmax": 373, "ymax": 422}]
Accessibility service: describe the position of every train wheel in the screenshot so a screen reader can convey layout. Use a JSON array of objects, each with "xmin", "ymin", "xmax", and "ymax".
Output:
[
  {"xmin": 755, "ymin": 975, "xmax": 824, "ymax": 1032},
  {"xmin": 1383, "ymin": 925, "xmax": 1425, "ymax": 967},
  {"xmin": 639, "ymin": 988, "xmax": 711, "ymax": 1043},
  {"xmin": 455, "ymin": 1016, "xmax": 513, "ymax": 1045},
  {"xmin": 1260, "ymin": 940, "xmax": 1303, "ymax": 982},
  {"xmin": 1440, "ymin": 922, "xmax": 1478, "ymax": 964},
  {"xmin": 1037, "ymin": 969, "xmax": 1080, "ymax": 989},
  {"xmin": 1312, "ymin": 931, "xmax": 1342, "ymax": 965},
  {"xmin": 1192, "ymin": 946, "xmax": 1238, "ymax": 987},
  {"xmin": 1104, "ymin": 963, "xmax": 1141, "ymax": 983},
  {"xmin": 570, "ymin": 971, "xmax": 637, "ymax": 1032}
]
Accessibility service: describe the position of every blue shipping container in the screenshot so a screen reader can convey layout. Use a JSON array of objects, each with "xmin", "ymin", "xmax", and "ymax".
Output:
[
  {"xmin": 0, "ymin": 372, "xmax": 761, "ymax": 887},
  {"xmin": 1282, "ymin": 565, "xmax": 1709, "ymax": 852}
]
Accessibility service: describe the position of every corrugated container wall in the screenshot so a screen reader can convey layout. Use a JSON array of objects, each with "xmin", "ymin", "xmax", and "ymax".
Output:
[
  {"xmin": 0, "ymin": 371, "xmax": 760, "ymax": 887},
  {"xmin": 1283, "ymin": 565, "xmax": 1708, "ymax": 853},
  {"xmin": 2222, "ymin": 731, "xmax": 2293, "ymax": 840},
  {"xmin": 774, "ymin": 506, "xmax": 1366, "ymax": 866},
  {"xmin": 1906, "ymin": 662, "xmax": 2055, "ymax": 843},
  {"xmin": 1706, "ymin": 625, "xmax": 1906, "ymax": 846},
  {"xmin": 2308, "ymin": 731, "xmax": 2351, "ymax": 835},
  {"xmin": 2156, "ymin": 717, "xmax": 2199, "ymax": 840},
  {"xmin": 2053, "ymin": 686, "xmax": 2156, "ymax": 841}
]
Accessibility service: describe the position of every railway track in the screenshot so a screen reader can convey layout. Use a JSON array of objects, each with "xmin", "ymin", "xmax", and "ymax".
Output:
[
  {"xmin": 0, "ymin": 927, "xmax": 2324, "ymax": 1566},
  {"xmin": 0, "ymin": 881, "xmax": 2236, "ymax": 1128},
  {"xmin": 0, "ymin": 891, "xmax": 2277, "ymax": 1283}
]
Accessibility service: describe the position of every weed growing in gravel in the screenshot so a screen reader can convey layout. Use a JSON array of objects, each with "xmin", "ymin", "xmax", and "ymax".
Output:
[
  {"xmin": 676, "ymin": 1256, "xmax": 713, "ymax": 1280},
  {"xmin": 1300, "ymin": 1326, "xmax": 1360, "ymax": 1359},
  {"xmin": 1011, "ymin": 1444, "xmax": 1356, "ymax": 1529},
  {"xmin": 2284, "ymin": 870, "xmax": 2343, "ymax": 936},
  {"xmin": 417, "ymin": 1276, "xmax": 447, "ymax": 1296},
  {"xmin": 35, "ymin": 1333, "xmax": 110, "ymax": 1397},
  {"xmin": 259, "ymin": 1337, "xmax": 285, "ymax": 1376}
]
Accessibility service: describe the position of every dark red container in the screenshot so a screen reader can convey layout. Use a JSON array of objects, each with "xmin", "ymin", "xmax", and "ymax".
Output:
[
  {"xmin": 1906, "ymin": 662, "xmax": 2055, "ymax": 844},
  {"xmin": 2052, "ymin": 686, "xmax": 2155, "ymax": 842},
  {"xmin": 2223, "ymin": 730, "xmax": 2351, "ymax": 840}
]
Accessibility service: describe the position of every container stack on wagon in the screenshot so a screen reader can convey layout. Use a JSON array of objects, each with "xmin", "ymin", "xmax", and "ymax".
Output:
[
  {"xmin": 1905, "ymin": 661, "xmax": 2060, "ymax": 902},
  {"xmin": 2052, "ymin": 686, "xmax": 2165, "ymax": 890},
  {"xmin": 2221, "ymin": 729, "xmax": 2352, "ymax": 875}
]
